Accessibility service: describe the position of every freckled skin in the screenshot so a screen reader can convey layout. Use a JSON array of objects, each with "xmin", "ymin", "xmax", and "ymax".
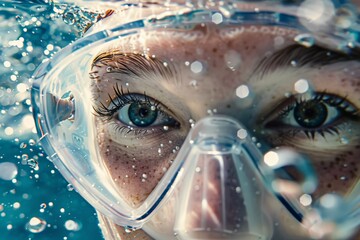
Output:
[{"xmin": 90, "ymin": 23, "xmax": 360, "ymax": 239}]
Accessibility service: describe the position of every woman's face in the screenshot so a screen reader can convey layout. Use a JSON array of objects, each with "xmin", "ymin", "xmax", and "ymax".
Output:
[{"xmin": 89, "ymin": 19, "xmax": 360, "ymax": 238}]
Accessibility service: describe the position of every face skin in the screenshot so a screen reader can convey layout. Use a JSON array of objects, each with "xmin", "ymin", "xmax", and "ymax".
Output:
[{"xmin": 86, "ymin": 4, "xmax": 360, "ymax": 240}]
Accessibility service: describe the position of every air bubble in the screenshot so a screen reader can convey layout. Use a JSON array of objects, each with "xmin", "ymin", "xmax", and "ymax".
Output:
[
  {"xmin": 27, "ymin": 159, "xmax": 38, "ymax": 170},
  {"xmin": 26, "ymin": 217, "xmax": 46, "ymax": 233},
  {"xmin": 20, "ymin": 142, "xmax": 27, "ymax": 149},
  {"xmin": 21, "ymin": 154, "xmax": 29, "ymax": 164},
  {"xmin": 67, "ymin": 184, "xmax": 74, "ymax": 191},
  {"xmin": 0, "ymin": 162, "xmax": 18, "ymax": 180},
  {"xmin": 62, "ymin": 12, "xmax": 76, "ymax": 25},
  {"xmin": 28, "ymin": 139, "xmax": 36, "ymax": 146},
  {"xmin": 65, "ymin": 220, "xmax": 81, "ymax": 231}
]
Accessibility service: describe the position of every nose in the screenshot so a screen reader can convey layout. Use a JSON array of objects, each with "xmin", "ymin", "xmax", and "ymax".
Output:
[{"xmin": 173, "ymin": 117, "xmax": 273, "ymax": 240}]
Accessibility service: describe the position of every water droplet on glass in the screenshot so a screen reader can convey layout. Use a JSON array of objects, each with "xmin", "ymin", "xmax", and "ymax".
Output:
[
  {"xmin": 340, "ymin": 136, "xmax": 349, "ymax": 145},
  {"xmin": 237, "ymin": 129, "xmax": 247, "ymax": 139},
  {"xmin": 236, "ymin": 85, "xmax": 250, "ymax": 99},
  {"xmin": 335, "ymin": 7, "xmax": 355, "ymax": 29},
  {"xmin": 190, "ymin": 61, "xmax": 203, "ymax": 74},
  {"xmin": 26, "ymin": 217, "xmax": 46, "ymax": 233},
  {"xmin": 189, "ymin": 80, "xmax": 198, "ymax": 87},
  {"xmin": 294, "ymin": 34, "xmax": 315, "ymax": 48},
  {"xmin": 67, "ymin": 184, "xmax": 74, "ymax": 191}
]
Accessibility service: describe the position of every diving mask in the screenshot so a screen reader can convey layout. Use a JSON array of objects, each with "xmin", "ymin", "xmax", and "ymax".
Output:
[{"xmin": 31, "ymin": 1, "xmax": 360, "ymax": 239}]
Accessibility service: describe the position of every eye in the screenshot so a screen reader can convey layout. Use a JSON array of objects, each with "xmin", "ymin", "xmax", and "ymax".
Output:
[
  {"xmin": 93, "ymin": 84, "xmax": 179, "ymax": 132},
  {"xmin": 117, "ymin": 101, "xmax": 177, "ymax": 128},
  {"xmin": 264, "ymin": 92, "xmax": 358, "ymax": 138}
]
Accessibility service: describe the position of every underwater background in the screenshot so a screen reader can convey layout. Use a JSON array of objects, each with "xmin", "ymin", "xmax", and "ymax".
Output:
[{"xmin": 0, "ymin": 1, "xmax": 103, "ymax": 239}]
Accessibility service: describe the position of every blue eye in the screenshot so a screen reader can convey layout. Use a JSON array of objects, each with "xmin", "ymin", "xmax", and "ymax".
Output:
[
  {"xmin": 117, "ymin": 101, "xmax": 177, "ymax": 128},
  {"xmin": 118, "ymin": 102, "xmax": 158, "ymax": 127},
  {"xmin": 93, "ymin": 84, "xmax": 179, "ymax": 132},
  {"xmin": 265, "ymin": 92, "xmax": 358, "ymax": 138}
]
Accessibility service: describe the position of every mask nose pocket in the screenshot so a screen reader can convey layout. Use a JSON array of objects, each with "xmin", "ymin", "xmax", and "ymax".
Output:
[{"xmin": 173, "ymin": 116, "xmax": 273, "ymax": 240}]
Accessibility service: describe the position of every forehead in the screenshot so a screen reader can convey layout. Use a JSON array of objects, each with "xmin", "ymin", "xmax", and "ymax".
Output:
[{"xmin": 90, "ymin": 25, "xmax": 298, "ymax": 102}]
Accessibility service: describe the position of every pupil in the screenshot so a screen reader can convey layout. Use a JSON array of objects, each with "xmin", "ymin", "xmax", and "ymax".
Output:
[
  {"xmin": 294, "ymin": 100, "xmax": 327, "ymax": 128},
  {"xmin": 128, "ymin": 103, "xmax": 157, "ymax": 127}
]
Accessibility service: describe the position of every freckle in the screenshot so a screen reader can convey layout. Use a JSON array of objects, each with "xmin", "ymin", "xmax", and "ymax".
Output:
[
  {"xmin": 327, "ymin": 183, "xmax": 332, "ymax": 188},
  {"xmin": 213, "ymin": 48, "xmax": 217, "ymax": 53}
]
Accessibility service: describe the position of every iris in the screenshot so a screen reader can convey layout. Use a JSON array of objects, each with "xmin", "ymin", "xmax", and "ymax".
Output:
[
  {"xmin": 128, "ymin": 102, "xmax": 158, "ymax": 127},
  {"xmin": 294, "ymin": 100, "xmax": 327, "ymax": 128}
]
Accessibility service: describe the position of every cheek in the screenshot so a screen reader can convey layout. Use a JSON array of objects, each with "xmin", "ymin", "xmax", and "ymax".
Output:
[
  {"xmin": 312, "ymin": 147, "xmax": 360, "ymax": 198},
  {"xmin": 96, "ymin": 123, "xmax": 184, "ymax": 207}
]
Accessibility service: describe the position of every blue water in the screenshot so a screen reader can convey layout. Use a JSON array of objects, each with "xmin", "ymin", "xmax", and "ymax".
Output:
[{"xmin": 0, "ymin": 1, "xmax": 103, "ymax": 239}]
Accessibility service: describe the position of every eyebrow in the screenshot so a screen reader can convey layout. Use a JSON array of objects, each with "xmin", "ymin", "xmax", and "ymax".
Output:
[
  {"xmin": 91, "ymin": 51, "xmax": 178, "ymax": 83},
  {"xmin": 254, "ymin": 44, "xmax": 360, "ymax": 78}
]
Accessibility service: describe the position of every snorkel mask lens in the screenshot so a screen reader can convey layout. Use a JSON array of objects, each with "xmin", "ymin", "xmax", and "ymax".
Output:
[{"xmin": 31, "ymin": 1, "xmax": 360, "ymax": 239}]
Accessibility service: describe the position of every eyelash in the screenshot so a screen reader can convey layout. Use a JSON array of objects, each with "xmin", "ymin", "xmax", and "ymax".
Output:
[
  {"xmin": 93, "ymin": 83, "xmax": 158, "ymax": 119},
  {"xmin": 93, "ymin": 83, "xmax": 176, "ymax": 136},
  {"xmin": 269, "ymin": 91, "xmax": 358, "ymax": 139}
]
